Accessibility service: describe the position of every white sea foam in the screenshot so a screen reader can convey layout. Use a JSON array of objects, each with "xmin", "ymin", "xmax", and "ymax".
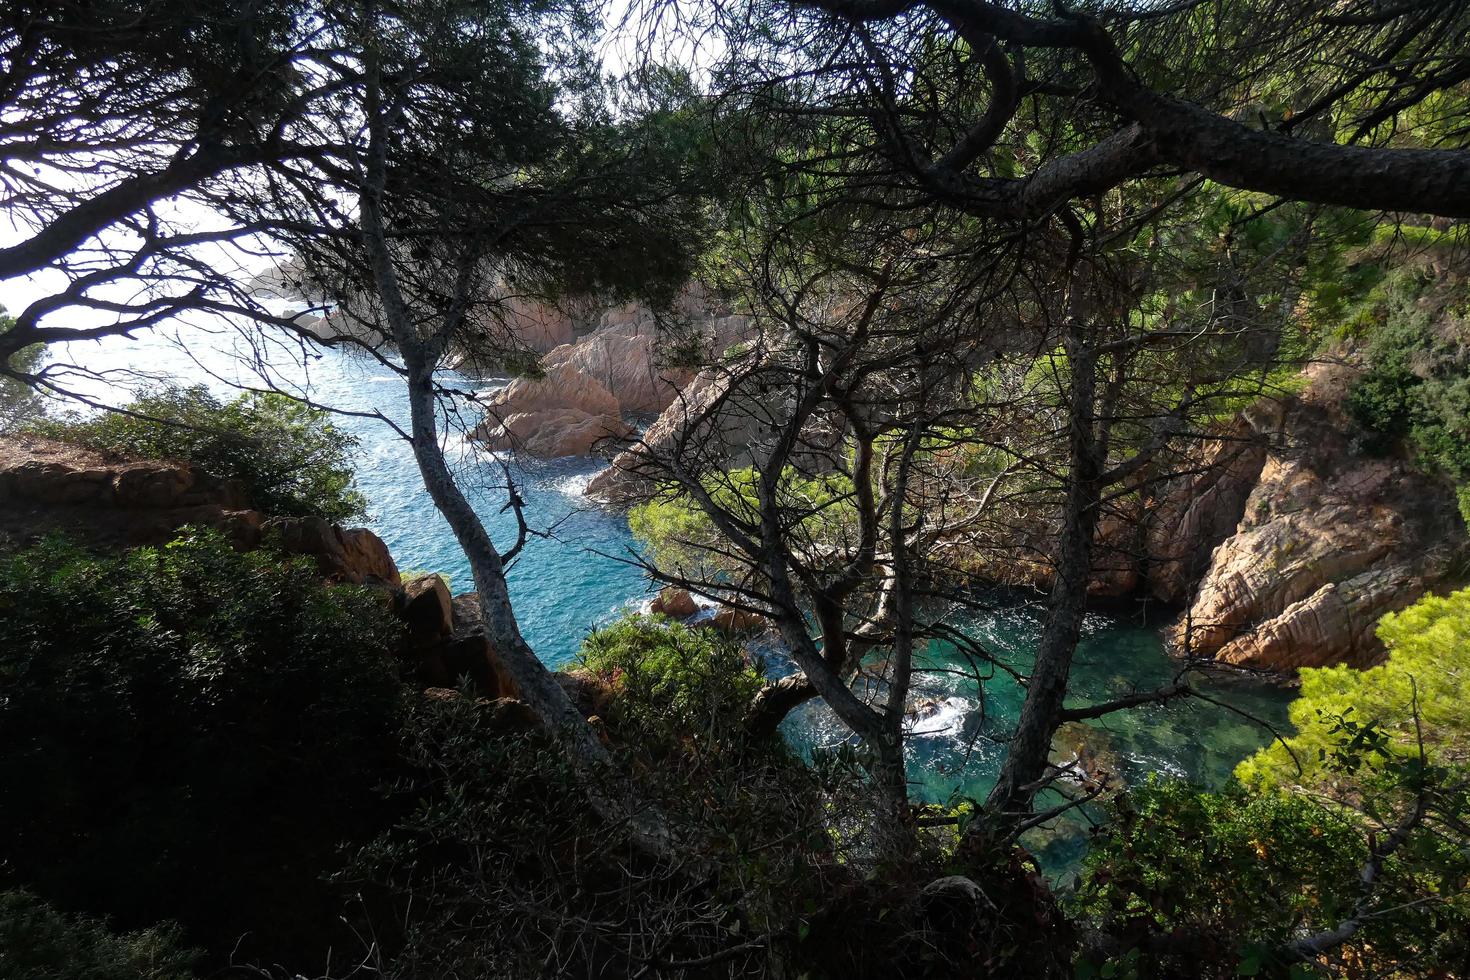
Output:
[
  {"xmin": 905, "ymin": 695, "xmax": 973, "ymax": 739},
  {"xmin": 552, "ymin": 470, "xmax": 596, "ymax": 497}
]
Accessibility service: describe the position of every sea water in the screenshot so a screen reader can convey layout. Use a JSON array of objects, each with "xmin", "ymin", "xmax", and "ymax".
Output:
[{"xmin": 45, "ymin": 326, "xmax": 1294, "ymax": 846}]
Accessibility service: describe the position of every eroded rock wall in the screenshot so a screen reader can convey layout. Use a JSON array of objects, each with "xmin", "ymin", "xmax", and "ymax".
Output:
[{"xmin": 1169, "ymin": 368, "xmax": 1467, "ymax": 671}]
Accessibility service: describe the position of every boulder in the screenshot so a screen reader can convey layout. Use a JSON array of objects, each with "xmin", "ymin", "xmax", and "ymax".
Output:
[
  {"xmin": 476, "ymin": 408, "xmax": 633, "ymax": 458},
  {"xmin": 649, "ymin": 586, "xmax": 698, "ymax": 619},
  {"xmin": 399, "ymin": 574, "xmax": 453, "ymax": 642},
  {"xmin": 541, "ymin": 321, "xmax": 693, "ymax": 415},
  {"xmin": 264, "ymin": 517, "xmax": 401, "ymax": 587},
  {"xmin": 451, "ymin": 591, "xmax": 483, "ymax": 630},
  {"xmin": 555, "ymin": 668, "xmax": 616, "ymax": 719},
  {"xmin": 483, "ymin": 362, "xmax": 621, "ymax": 420},
  {"xmin": 705, "ymin": 605, "xmax": 766, "ymax": 633}
]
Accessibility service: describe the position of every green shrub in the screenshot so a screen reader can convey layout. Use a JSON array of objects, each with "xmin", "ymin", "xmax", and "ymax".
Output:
[
  {"xmin": 1238, "ymin": 587, "xmax": 1470, "ymax": 791},
  {"xmin": 0, "ymin": 529, "xmax": 405, "ymax": 966},
  {"xmin": 629, "ymin": 467, "xmax": 857, "ymax": 578},
  {"xmin": 576, "ymin": 613, "xmax": 766, "ymax": 758},
  {"xmin": 1074, "ymin": 779, "xmax": 1364, "ymax": 974},
  {"xmin": 0, "ymin": 889, "xmax": 197, "ymax": 980},
  {"xmin": 29, "ymin": 384, "xmax": 367, "ymax": 522},
  {"xmin": 344, "ymin": 697, "xmax": 694, "ymax": 978},
  {"xmin": 1078, "ymin": 592, "xmax": 1470, "ymax": 976},
  {"xmin": 1344, "ymin": 270, "xmax": 1470, "ymax": 519}
]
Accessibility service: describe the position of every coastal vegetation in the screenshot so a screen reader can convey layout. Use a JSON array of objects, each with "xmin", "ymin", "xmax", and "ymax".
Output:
[
  {"xmin": 29, "ymin": 385, "xmax": 368, "ymax": 521},
  {"xmin": 1, "ymin": 0, "xmax": 1468, "ymax": 975}
]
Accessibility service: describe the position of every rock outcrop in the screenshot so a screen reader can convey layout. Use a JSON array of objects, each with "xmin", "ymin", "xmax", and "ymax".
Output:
[
  {"xmin": 1166, "ymin": 364, "xmax": 1467, "ymax": 671},
  {"xmin": 0, "ymin": 436, "xmax": 400, "ymax": 586},
  {"xmin": 583, "ymin": 350, "xmax": 1468, "ymax": 672},
  {"xmin": 472, "ymin": 359, "xmax": 637, "ymax": 457},
  {"xmin": 474, "ymin": 300, "xmax": 752, "ymax": 460},
  {"xmin": 582, "ymin": 366, "xmax": 786, "ymax": 502},
  {"xmin": 540, "ymin": 313, "xmax": 697, "ymax": 415}
]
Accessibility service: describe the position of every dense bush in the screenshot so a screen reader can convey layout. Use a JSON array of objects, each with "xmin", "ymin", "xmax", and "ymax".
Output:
[
  {"xmin": 1343, "ymin": 269, "xmax": 1470, "ymax": 519},
  {"xmin": 0, "ymin": 530, "xmax": 406, "ymax": 966},
  {"xmin": 1075, "ymin": 590, "xmax": 1470, "ymax": 977},
  {"xmin": 629, "ymin": 467, "xmax": 857, "ymax": 578},
  {"xmin": 1239, "ymin": 587, "xmax": 1470, "ymax": 791},
  {"xmin": 0, "ymin": 889, "xmax": 197, "ymax": 980},
  {"xmin": 29, "ymin": 384, "xmax": 368, "ymax": 522},
  {"xmin": 343, "ymin": 696, "xmax": 730, "ymax": 978},
  {"xmin": 1074, "ymin": 780, "xmax": 1365, "ymax": 976},
  {"xmin": 576, "ymin": 613, "xmax": 767, "ymax": 758},
  {"xmin": 346, "ymin": 617, "xmax": 952, "ymax": 979}
]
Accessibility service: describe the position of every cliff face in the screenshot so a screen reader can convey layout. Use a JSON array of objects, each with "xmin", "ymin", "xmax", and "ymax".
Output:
[
  {"xmin": 0, "ymin": 436, "xmax": 530, "ymax": 700},
  {"xmin": 1167, "ymin": 365, "xmax": 1467, "ymax": 671},
  {"xmin": 585, "ymin": 359, "xmax": 1469, "ymax": 673}
]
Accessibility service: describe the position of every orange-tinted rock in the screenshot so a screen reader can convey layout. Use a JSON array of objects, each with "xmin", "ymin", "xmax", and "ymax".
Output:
[
  {"xmin": 1171, "ymin": 370, "xmax": 1467, "ymax": 672},
  {"xmin": 650, "ymin": 586, "xmax": 698, "ymax": 619},
  {"xmin": 400, "ymin": 574, "xmax": 453, "ymax": 642},
  {"xmin": 476, "ymin": 407, "xmax": 633, "ymax": 458},
  {"xmin": 450, "ymin": 591, "xmax": 483, "ymax": 630},
  {"xmin": 0, "ymin": 437, "xmax": 402, "ymax": 593},
  {"xmin": 706, "ymin": 605, "xmax": 766, "ymax": 633},
  {"xmin": 264, "ymin": 516, "xmax": 401, "ymax": 587}
]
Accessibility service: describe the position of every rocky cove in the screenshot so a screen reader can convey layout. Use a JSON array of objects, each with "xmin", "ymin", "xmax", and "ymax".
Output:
[{"xmin": 30, "ymin": 298, "xmax": 1465, "ymax": 827}]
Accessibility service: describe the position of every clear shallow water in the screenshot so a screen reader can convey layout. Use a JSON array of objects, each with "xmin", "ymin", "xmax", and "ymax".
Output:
[{"xmin": 45, "ymin": 329, "xmax": 1295, "ymax": 818}]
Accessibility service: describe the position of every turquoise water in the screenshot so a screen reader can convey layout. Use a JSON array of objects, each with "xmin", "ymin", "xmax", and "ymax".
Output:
[
  {"xmin": 47, "ymin": 328, "xmax": 1295, "ymax": 815},
  {"xmin": 48, "ymin": 327, "xmax": 651, "ymax": 665}
]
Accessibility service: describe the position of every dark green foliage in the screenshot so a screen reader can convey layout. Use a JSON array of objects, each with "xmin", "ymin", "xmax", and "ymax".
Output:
[
  {"xmin": 1344, "ymin": 268, "xmax": 1470, "ymax": 517},
  {"xmin": 29, "ymin": 384, "xmax": 368, "ymax": 522},
  {"xmin": 0, "ymin": 530, "xmax": 405, "ymax": 966},
  {"xmin": 346, "ymin": 619, "xmax": 909, "ymax": 978},
  {"xmin": 575, "ymin": 614, "xmax": 767, "ymax": 760},
  {"xmin": 344, "ymin": 697, "xmax": 677, "ymax": 978},
  {"xmin": 1074, "ymin": 771, "xmax": 1470, "ymax": 977},
  {"xmin": 1075, "ymin": 780, "xmax": 1363, "ymax": 974},
  {"xmin": 0, "ymin": 889, "xmax": 197, "ymax": 980}
]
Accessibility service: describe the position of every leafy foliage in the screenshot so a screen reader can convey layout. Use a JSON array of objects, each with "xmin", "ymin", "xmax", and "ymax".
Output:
[
  {"xmin": 630, "ymin": 467, "xmax": 858, "ymax": 578},
  {"xmin": 1343, "ymin": 266, "xmax": 1470, "ymax": 519},
  {"xmin": 29, "ymin": 384, "xmax": 367, "ymax": 522},
  {"xmin": 576, "ymin": 614, "xmax": 767, "ymax": 759},
  {"xmin": 1238, "ymin": 587, "xmax": 1470, "ymax": 791},
  {"xmin": 0, "ymin": 530, "xmax": 405, "ymax": 964},
  {"xmin": 0, "ymin": 307, "xmax": 45, "ymax": 432},
  {"xmin": 0, "ymin": 889, "xmax": 197, "ymax": 980},
  {"xmin": 1074, "ymin": 779, "xmax": 1364, "ymax": 975}
]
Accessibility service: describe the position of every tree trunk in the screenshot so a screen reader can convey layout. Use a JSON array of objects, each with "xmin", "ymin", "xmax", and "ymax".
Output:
[
  {"xmin": 400, "ymin": 362, "xmax": 673, "ymax": 857},
  {"xmin": 983, "ymin": 330, "xmax": 1102, "ymax": 822}
]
